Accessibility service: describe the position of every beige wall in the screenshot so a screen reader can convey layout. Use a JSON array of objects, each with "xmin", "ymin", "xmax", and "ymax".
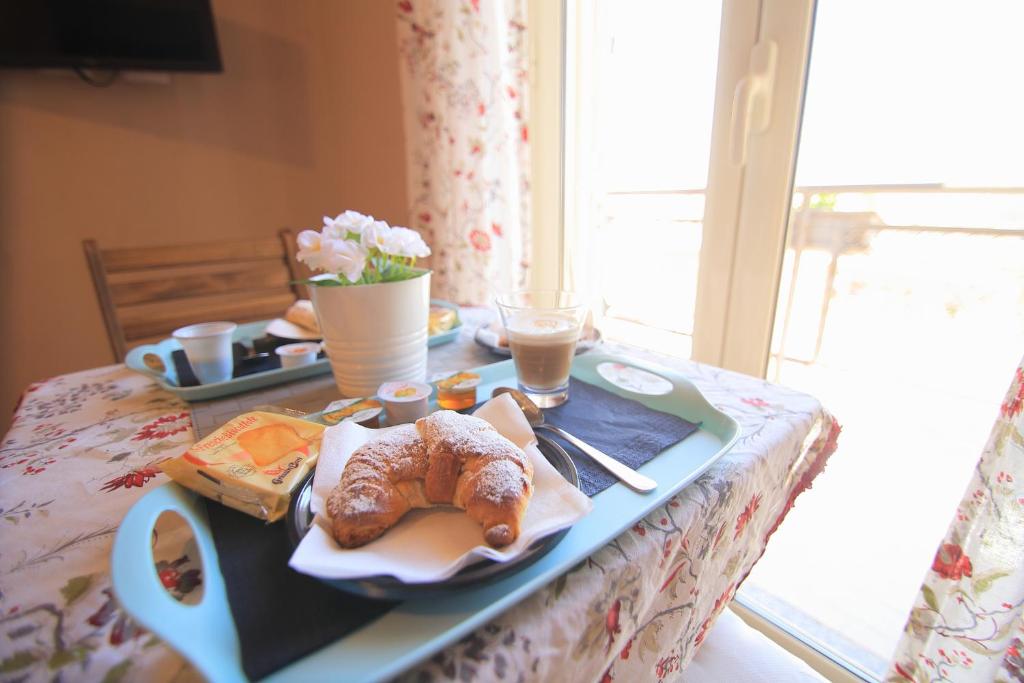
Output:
[{"xmin": 0, "ymin": 0, "xmax": 407, "ymax": 433}]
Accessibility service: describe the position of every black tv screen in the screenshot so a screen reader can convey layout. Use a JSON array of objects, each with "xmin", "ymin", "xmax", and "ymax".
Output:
[{"xmin": 0, "ymin": 0, "xmax": 222, "ymax": 72}]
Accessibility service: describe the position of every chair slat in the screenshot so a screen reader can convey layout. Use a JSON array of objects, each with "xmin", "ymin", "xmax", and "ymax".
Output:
[
  {"xmin": 84, "ymin": 233, "xmax": 304, "ymax": 361},
  {"xmin": 119, "ymin": 290, "xmax": 296, "ymax": 341},
  {"xmin": 101, "ymin": 239, "xmax": 285, "ymax": 272},
  {"xmin": 107, "ymin": 260, "xmax": 292, "ymax": 306}
]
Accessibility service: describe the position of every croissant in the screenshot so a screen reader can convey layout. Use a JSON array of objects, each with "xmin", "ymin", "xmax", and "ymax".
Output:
[{"xmin": 326, "ymin": 411, "xmax": 534, "ymax": 548}]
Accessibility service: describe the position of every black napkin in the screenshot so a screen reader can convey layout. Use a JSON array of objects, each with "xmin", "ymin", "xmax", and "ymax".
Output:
[
  {"xmin": 204, "ymin": 502, "xmax": 397, "ymax": 681},
  {"xmin": 541, "ymin": 377, "xmax": 700, "ymax": 496}
]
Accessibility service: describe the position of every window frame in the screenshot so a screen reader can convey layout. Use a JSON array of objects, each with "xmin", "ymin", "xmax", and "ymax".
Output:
[{"xmin": 534, "ymin": 0, "xmax": 816, "ymax": 378}]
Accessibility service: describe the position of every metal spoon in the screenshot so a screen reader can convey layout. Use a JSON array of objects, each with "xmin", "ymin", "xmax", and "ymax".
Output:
[{"xmin": 492, "ymin": 387, "xmax": 658, "ymax": 493}]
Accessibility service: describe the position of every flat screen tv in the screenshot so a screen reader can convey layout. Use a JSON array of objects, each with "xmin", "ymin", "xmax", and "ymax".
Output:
[{"xmin": 0, "ymin": 0, "xmax": 222, "ymax": 72}]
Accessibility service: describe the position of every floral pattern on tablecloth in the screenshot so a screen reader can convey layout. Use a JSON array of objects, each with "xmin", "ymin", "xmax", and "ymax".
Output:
[
  {"xmin": 0, "ymin": 366, "xmax": 197, "ymax": 683},
  {"xmin": 0, "ymin": 346, "xmax": 839, "ymax": 682},
  {"xmin": 888, "ymin": 357, "xmax": 1024, "ymax": 683},
  {"xmin": 396, "ymin": 0, "xmax": 531, "ymax": 306}
]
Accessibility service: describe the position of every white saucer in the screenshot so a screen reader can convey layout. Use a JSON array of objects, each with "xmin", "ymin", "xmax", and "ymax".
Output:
[{"xmin": 265, "ymin": 318, "xmax": 322, "ymax": 341}]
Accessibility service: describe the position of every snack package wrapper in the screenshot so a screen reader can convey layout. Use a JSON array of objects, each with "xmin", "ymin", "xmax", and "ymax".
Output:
[{"xmin": 161, "ymin": 411, "xmax": 325, "ymax": 522}]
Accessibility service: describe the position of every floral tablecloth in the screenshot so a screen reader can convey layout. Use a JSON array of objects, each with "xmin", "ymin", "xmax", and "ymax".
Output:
[{"xmin": 0, "ymin": 340, "xmax": 838, "ymax": 683}]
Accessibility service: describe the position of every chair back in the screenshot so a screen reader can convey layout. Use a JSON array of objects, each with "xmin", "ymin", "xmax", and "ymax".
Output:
[
  {"xmin": 279, "ymin": 228, "xmax": 316, "ymax": 300},
  {"xmin": 84, "ymin": 232, "xmax": 304, "ymax": 360}
]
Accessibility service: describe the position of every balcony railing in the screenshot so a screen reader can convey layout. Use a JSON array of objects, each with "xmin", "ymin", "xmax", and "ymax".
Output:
[{"xmin": 597, "ymin": 185, "xmax": 1024, "ymax": 367}]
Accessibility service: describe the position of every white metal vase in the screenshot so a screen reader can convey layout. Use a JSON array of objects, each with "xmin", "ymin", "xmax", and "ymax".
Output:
[{"xmin": 310, "ymin": 271, "xmax": 430, "ymax": 397}]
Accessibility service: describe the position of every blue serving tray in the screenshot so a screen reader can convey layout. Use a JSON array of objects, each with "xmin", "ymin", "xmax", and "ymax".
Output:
[
  {"xmin": 124, "ymin": 302, "xmax": 463, "ymax": 402},
  {"xmin": 111, "ymin": 353, "xmax": 739, "ymax": 682},
  {"xmin": 124, "ymin": 321, "xmax": 333, "ymax": 402}
]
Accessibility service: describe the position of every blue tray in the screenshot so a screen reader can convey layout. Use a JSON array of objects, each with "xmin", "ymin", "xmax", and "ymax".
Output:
[
  {"xmin": 124, "ymin": 302, "xmax": 463, "ymax": 402},
  {"xmin": 111, "ymin": 353, "xmax": 739, "ymax": 682},
  {"xmin": 124, "ymin": 321, "xmax": 333, "ymax": 402}
]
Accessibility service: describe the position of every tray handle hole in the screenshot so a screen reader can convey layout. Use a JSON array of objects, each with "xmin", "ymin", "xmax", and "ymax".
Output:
[{"xmin": 152, "ymin": 511, "xmax": 205, "ymax": 606}]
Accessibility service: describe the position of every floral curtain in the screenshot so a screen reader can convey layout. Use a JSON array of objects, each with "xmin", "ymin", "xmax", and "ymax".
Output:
[
  {"xmin": 396, "ymin": 0, "xmax": 531, "ymax": 306},
  {"xmin": 889, "ymin": 357, "xmax": 1024, "ymax": 682}
]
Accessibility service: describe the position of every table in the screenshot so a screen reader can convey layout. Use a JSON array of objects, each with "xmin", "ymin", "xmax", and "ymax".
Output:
[{"xmin": 0, "ymin": 315, "xmax": 839, "ymax": 682}]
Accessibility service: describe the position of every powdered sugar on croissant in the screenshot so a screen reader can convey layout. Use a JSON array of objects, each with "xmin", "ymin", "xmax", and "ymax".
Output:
[{"xmin": 327, "ymin": 411, "xmax": 534, "ymax": 548}]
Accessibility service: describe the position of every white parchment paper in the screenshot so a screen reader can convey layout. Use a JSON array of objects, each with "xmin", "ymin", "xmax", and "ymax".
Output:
[{"xmin": 288, "ymin": 393, "xmax": 593, "ymax": 583}]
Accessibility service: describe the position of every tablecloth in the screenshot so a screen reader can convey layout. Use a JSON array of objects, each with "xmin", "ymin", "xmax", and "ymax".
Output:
[{"xmin": 0, "ymin": 326, "xmax": 839, "ymax": 683}]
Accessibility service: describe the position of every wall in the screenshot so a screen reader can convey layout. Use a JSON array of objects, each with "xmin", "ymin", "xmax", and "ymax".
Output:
[{"xmin": 0, "ymin": 0, "xmax": 407, "ymax": 434}]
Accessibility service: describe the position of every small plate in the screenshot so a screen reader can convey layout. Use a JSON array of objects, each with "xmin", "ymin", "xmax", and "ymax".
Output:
[
  {"xmin": 286, "ymin": 433, "xmax": 579, "ymax": 600},
  {"xmin": 474, "ymin": 324, "xmax": 602, "ymax": 357},
  {"xmin": 265, "ymin": 318, "xmax": 322, "ymax": 341}
]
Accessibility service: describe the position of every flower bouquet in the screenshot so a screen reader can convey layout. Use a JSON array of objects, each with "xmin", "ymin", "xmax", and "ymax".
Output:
[
  {"xmin": 296, "ymin": 210, "xmax": 430, "ymax": 285},
  {"xmin": 294, "ymin": 211, "xmax": 433, "ymax": 397}
]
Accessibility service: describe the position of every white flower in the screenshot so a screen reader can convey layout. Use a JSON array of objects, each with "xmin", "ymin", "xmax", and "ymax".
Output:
[
  {"xmin": 360, "ymin": 220, "xmax": 394, "ymax": 252},
  {"xmin": 296, "ymin": 229, "xmax": 328, "ymax": 271},
  {"xmin": 320, "ymin": 238, "xmax": 368, "ymax": 283},
  {"xmin": 324, "ymin": 210, "xmax": 374, "ymax": 239},
  {"xmin": 382, "ymin": 226, "xmax": 431, "ymax": 258},
  {"xmin": 296, "ymin": 229, "xmax": 367, "ymax": 281}
]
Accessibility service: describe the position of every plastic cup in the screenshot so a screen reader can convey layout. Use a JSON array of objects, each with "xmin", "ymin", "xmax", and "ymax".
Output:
[
  {"xmin": 275, "ymin": 342, "xmax": 320, "ymax": 369},
  {"xmin": 172, "ymin": 322, "xmax": 237, "ymax": 385}
]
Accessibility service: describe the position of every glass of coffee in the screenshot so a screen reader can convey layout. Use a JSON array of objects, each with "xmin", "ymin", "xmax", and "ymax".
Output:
[{"xmin": 496, "ymin": 290, "xmax": 586, "ymax": 408}]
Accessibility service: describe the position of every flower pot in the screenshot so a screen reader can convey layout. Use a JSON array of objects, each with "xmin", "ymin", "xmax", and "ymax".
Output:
[{"xmin": 310, "ymin": 271, "xmax": 431, "ymax": 397}]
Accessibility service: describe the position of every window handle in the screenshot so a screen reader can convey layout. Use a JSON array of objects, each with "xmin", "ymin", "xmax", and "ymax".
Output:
[{"xmin": 729, "ymin": 40, "xmax": 778, "ymax": 166}]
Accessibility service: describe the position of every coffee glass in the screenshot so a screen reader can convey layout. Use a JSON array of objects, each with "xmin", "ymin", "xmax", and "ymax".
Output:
[{"xmin": 496, "ymin": 290, "xmax": 586, "ymax": 408}]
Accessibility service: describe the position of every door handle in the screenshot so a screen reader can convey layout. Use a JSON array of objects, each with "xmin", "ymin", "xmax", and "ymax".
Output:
[{"xmin": 729, "ymin": 40, "xmax": 778, "ymax": 166}]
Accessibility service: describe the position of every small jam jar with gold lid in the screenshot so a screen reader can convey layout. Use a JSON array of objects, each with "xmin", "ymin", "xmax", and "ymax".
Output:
[{"xmin": 433, "ymin": 371, "xmax": 481, "ymax": 410}]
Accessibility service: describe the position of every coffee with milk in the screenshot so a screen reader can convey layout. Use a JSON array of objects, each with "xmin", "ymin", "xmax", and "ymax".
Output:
[{"xmin": 505, "ymin": 311, "xmax": 580, "ymax": 391}]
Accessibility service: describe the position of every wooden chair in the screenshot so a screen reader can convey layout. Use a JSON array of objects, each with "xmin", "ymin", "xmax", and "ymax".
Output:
[
  {"xmin": 84, "ymin": 231, "xmax": 308, "ymax": 361},
  {"xmin": 279, "ymin": 227, "xmax": 315, "ymax": 299}
]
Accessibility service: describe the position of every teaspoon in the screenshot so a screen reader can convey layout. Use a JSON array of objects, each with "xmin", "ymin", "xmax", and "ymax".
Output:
[{"xmin": 492, "ymin": 387, "xmax": 658, "ymax": 493}]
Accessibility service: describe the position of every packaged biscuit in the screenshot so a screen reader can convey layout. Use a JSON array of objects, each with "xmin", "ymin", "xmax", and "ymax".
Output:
[{"xmin": 161, "ymin": 411, "xmax": 325, "ymax": 522}]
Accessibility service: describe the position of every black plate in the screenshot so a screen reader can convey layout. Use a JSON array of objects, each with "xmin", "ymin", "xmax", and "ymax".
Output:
[{"xmin": 286, "ymin": 433, "xmax": 580, "ymax": 599}]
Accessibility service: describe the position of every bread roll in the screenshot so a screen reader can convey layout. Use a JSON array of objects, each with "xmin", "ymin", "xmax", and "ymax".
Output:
[{"xmin": 284, "ymin": 299, "xmax": 320, "ymax": 334}]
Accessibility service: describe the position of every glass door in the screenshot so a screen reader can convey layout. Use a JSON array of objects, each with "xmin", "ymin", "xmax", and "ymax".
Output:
[
  {"xmin": 736, "ymin": 0, "xmax": 1024, "ymax": 677},
  {"xmin": 562, "ymin": 0, "xmax": 814, "ymax": 364}
]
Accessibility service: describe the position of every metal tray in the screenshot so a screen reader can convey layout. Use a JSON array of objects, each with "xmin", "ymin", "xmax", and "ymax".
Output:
[
  {"xmin": 111, "ymin": 352, "xmax": 740, "ymax": 683},
  {"xmin": 285, "ymin": 433, "xmax": 578, "ymax": 600}
]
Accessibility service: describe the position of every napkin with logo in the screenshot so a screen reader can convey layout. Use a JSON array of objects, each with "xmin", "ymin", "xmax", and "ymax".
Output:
[
  {"xmin": 289, "ymin": 393, "xmax": 593, "ymax": 583},
  {"xmin": 543, "ymin": 377, "xmax": 701, "ymax": 496}
]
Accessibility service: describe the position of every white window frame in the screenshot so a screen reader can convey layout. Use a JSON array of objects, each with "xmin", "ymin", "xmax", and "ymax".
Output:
[
  {"xmin": 527, "ymin": 0, "xmax": 566, "ymax": 292},
  {"xmin": 529, "ymin": 1, "xmax": 869, "ymax": 675},
  {"xmin": 694, "ymin": 0, "xmax": 817, "ymax": 377},
  {"xmin": 530, "ymin": 0, "xmax": 816, "ymax": 378}
]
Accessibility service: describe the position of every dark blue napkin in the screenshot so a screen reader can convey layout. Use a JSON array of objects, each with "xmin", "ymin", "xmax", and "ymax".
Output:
[{"xmin": 543, "ymin": 378, "xmax": 700, "ymax": 496}]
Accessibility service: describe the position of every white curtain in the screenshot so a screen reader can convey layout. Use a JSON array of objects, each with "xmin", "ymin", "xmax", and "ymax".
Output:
[{"xmin": 396, "ymin": 0, "xmax": 531, "ymax": 306}]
